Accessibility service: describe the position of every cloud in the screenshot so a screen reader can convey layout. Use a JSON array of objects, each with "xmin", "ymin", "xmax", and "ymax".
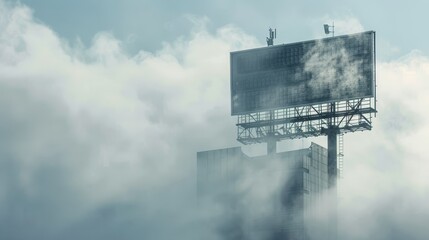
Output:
[
  {"xmin": 329, "ymin": 17, "xmax": 364, "ymax": 35},
  {"xmin": 0, "ymin": 1, "xmax": 260, "ymax": 239},
  {"xmin": 303, "ymin": 32, "xmax": 372, "ymax": 101},
  {"xmin": 332, "ymin": 51, "xmax": 429, "ymax": 240},
  {"xmin": 1, "ymin": 2, "xmax": 429, "ymax": 240},
  {"xmin": 299, "ymin": 17, "xmax": 429, "ymax": 239}
]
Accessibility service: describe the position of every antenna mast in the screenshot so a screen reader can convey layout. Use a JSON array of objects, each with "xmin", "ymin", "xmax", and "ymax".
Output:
[{"xmin": 266, "ymin": 28, "xmax": 276, "ymax": 46}]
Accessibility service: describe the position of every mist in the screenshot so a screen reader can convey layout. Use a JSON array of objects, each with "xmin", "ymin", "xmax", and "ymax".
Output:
[{"xmin": 1, "ymin": 1, "xmax": 429, "ymax": 240}]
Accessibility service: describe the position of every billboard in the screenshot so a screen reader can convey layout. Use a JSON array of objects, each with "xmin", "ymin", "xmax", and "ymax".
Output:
[{"xmin": 230, "ymin": 31, "xmax": 376, "ymax": 115}]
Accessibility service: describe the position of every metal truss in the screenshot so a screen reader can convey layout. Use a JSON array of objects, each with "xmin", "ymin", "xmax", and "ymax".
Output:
[{"xmin": 236, "ymin": 98, "xmax": 376, "ymax": 145}]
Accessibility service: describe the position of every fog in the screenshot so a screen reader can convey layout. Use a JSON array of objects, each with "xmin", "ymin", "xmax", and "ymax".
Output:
[{"xmin": 0, "ymin": 1, "xmax": 429, "ymax": 240}]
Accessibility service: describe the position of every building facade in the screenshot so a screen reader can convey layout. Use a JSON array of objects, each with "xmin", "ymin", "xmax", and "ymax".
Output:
[{"xmin": 197, "ymin": 143, "xmax": 329, "ymax": 240}]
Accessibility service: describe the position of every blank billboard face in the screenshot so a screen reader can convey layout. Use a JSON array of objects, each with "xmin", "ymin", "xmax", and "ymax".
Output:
[{"xmin": 230, "ymin": 31, "xmax": 375, "ymax": 115}]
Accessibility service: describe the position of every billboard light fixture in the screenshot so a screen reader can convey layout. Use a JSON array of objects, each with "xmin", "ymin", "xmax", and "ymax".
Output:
[{"xmin": 324, "ymin": 22, "xmax": 335, "ymax": 37}]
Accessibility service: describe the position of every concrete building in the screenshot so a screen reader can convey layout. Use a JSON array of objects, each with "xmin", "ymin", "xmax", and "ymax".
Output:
[{"xmin": 197, "ymin": 143, "xmax": 329, "ymax": 240}]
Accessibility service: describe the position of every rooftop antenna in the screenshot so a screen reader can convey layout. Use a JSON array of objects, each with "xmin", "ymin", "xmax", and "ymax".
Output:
[
  {"xmin": 266, "ymin": 28, "xmax": 276, "ymax": 46},
  {"xmin": 323, "ymin": 22, "xmax": 335, "ymax": 37}
]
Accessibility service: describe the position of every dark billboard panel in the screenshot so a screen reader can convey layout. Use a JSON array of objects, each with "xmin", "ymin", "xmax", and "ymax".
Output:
[{"xmin": 230, "ymin": 31, "xmax": 375, "ymax": 115}]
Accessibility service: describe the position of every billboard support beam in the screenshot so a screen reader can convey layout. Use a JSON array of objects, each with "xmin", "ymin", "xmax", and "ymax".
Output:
[
  {"xmin": 327, "ymin": 102, "xmax": 339, "ymax": 239},
  {"xmin": 267, "ymin": 136, "xmax": 277, "ymax": 155},
  {"xmin": 327, "ymin": 126, "xmax": 339, "ymax": 240},
  {"xmin": 328, "ymin": 102, "xmax": 338, "ymax": 187},
  {"xmin": 236, "ymin": 98, "xmax": 376, "ymax": 144},
  {"xmin": 267, "ymin": 110, "xmax": 277, "ymax": 155},
  {"xmin": 327, "ymin": 127, "xmax": 338, "ymax": 189}
]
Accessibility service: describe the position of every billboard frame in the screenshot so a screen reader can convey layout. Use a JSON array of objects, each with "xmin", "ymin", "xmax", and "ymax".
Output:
[
  {"xmin": 230, "ymin": 31, "xmax": 376, "ymax": 145},
  {"xmin": 230, "ymin": 31, "xmax": 376, "ymax": 116}
]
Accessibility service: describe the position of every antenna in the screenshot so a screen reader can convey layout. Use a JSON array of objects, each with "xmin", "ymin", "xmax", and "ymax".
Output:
[
  {"xmin": 323, "ymin": 22, "xmax": 335, "ymax": 37},
  {"xmin": 266, "ymin": 28, "xmax": 276, "ymax": 46}
]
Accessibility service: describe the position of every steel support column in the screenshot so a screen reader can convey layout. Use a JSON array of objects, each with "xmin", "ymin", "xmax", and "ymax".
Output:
[
  {"xmin": 267, "ymin": 135, "xmax": 277, "ymax": 155},
  {"xmin": 327, "ymin": 129, "xmax": 338, "ymax": 240},
  {"xmin": 327, "ymin": 130, "xmax": 338, "ymax": 188},
  {"xmin": 327, "ymin": 101, "xmax": 338, "ymax": 240},
  {"xmin": 267, "ymin": 110, "xmax": 277, "ymax": 155}
]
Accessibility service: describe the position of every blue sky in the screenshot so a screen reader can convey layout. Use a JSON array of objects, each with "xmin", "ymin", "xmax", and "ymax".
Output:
[
  {"xmin": 19, "ymin": 0, "xmax": 429, "ymax": 59},
  {"xmin": 1, "ymin": 0, "xmax": 429, "ymax": 239}
]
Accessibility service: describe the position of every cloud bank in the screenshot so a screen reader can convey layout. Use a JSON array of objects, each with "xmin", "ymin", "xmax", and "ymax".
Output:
[
  {"xmin": 1, "ymin": 1, "xmax": 429, "ymax": 239},
  {"xmin": 0, "ymin": 2, "xmax": 260, "ymax": 239}
]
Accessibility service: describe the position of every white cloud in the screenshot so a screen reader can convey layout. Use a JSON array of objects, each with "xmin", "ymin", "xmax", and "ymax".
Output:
[
  {"xmin": 1, "ymin": 1, "xmax": 429, "ymax": 239},
  {"xmin": 0, "ymin": 2, "xmax": 260, "ymax": 239},
  {"xmin": 334, "ymin": 50, "xmax": 429, "ymax": 240},
  {"xmin": 331, "ymin": 17, "xmax": 364, "ymax": 35}
]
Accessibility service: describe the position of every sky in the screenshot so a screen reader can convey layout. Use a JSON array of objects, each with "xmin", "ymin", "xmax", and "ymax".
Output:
[
  {"xmin": 16, "ymin": 0, "xmax": 429, "ymax": 60},
  {"xmin": 1, "ymin": 0, "xmax": 429, "ymax": 239}
]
